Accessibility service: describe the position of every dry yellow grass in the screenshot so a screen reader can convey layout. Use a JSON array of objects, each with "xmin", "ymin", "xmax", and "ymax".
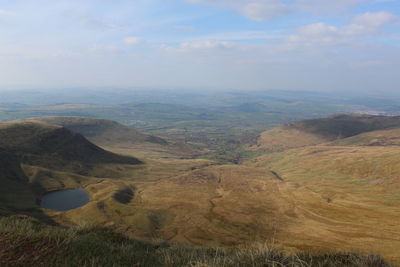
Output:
[
  {"xmin": 23, "ymin": 132, "xmax": 400, "ymax": 264},
  {"xmin": 252, "ymin": 114, "xmax": 400, "ymax": 152},
  {"xmin": 247, "ymin": 145, "xmax": 400, "ymax": 262},
  {"xmin": 328, "ymin": 128, "xmax": 400, "ymax": 147},
  {"xmin": 5, "ymin": 116, "xmax": 400, "ymax": 264},
  {"xmin": 251, "ymin": 126, "xmax": 328, "ymax": 152},
  {"xmin": 35, "ymin": 154, "xmax": 400, "ymax": 264}
]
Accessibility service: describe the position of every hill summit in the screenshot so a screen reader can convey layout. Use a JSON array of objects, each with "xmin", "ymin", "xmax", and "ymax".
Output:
[
  {"xmin": 24, "ymin": 116, "xmax": 168, "ymax": 146},
  {"xmin": 0, "ymin": 121, "xmax": 142, "ymax": 169},
  {"xmin": 254, "ymin": 114, "xmax": 400, "ymax": 151}
]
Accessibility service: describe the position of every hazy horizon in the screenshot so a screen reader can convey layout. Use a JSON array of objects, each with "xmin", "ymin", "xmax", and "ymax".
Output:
[{"xmin": 0, "ymin": 0, "xmax": 399, "ymax": 93}]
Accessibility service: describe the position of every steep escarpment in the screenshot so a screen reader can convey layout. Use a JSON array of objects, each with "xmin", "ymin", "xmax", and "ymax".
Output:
[
  {"xmin": 0, "ymin": 151, "xmax": 38, "ymax": 213},
  {"xmin": 0, "ymin": 121, "xmax": 142, "ymax": 171},
  {"xmin": 25, "ymin": 116, "xmax": 168, "ymax": 146},
  {"xmin": 0, "ymin": 121, "xmax": 144, "ymax": 216}
]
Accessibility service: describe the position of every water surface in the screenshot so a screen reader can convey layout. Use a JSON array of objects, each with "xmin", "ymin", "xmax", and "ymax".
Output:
[{"xmin": 41, "ymin": 189, "xmax": 89, "ymax": 211}]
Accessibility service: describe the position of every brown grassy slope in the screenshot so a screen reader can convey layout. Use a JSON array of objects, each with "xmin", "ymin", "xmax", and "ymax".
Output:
[
  {"xmin": 253, "ymin": 126, "xmax": 327, "ymax": 152},
  {"xmin": 25, "ymin": 116, "xmax": 167, "ymax": 145},
  {"xmin": 0, "ymin": 151, "xmax": 37, "ymax": 212},
  {"xmin": 51, "ymin": 165, "xmax": 296, "ymax": 245},
  {"xmin": 0, "ymin": 121, "xmax": 142, "ymax": 170},
  {"xmin": 252, "ymin": 114, "xmax": 400, "ymax": 152},
  {"xmin": 248, "ymin": 145, "xmax": 400, "ymax": 262},
  {"xmin": 0, "ymin": 216, "xmax": 392, "ymax": 267},
  {"xmin": 5, "ymin": 115, "xmax": 400, "ymax": 263},
  {"xmin": 2, "ymin": 147, "xmax": 399, "ymax": 265},
  {"xmin": 0, "ymin": 121, "xmax": 146, "ymax": 219},
  {"xmin": 0, "ymin": 119, "xmax": 224, "ymax": 256},
  {"xmin": 0, "ymin": 119, "xmax": 211, "ymax": 223},
  {"xmin": 24, "ymin": 117, "xmax": 197, "ymax": 160},
  {"xmin": 288, "ymin": 114, "xmax": 400, "ymax": 139},
  {"xmin": 56, "ymin": 161, "xmax": 400, "ymax": 264},
  {"xmin": 328, "ymin": 128, "xmax": 400, "ymax": 147}
]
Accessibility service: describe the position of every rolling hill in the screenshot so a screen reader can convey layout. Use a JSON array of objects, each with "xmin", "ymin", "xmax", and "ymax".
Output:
[
  {"xmin": 0, "ymin": 121, "xmax": 142, "ymax": 168},
  {"xmin": 245, "ymin": 114, "xmax": 400, "ymax": 262},
  {"xmin": 0, "ymin": 121, "xmax": 145, "ymax": 218},
  {"xmin": 253, "ymin": 114, "xmax": 400, "ymax": 151},
  {"xmin": 24, "ymin": 116, "xmax": 168, "ymax": 146},
  {"xmin": 328, "ymin": 128, "xmax": 400, "ymax": 147},
  {"xmin": 4, "ymin": 114, "xmax": 400, "ymax": 265}
]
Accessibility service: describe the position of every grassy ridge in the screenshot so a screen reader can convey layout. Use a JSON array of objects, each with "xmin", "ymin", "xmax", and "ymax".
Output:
[
  {"xmin": 287, "ymin": 114, "xmax": 400, "ymax": 139},
  {"xmin": 253, "ymin": 114, "xmax": 400, "ymax": 152},
  {"xmin": 0, "ymin": 121, "xmax": 142, "ymax": 165},
  {"xmin": 24, "ymin": 116, "xmax": 168, "ymax": 146},
  {"xmin": 0, "ymin": 216, "xmax": 392, "ymax": 267}
]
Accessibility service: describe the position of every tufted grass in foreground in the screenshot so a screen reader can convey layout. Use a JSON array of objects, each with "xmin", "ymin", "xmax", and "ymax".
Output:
[{"xmin": 0, "ymin": 216, "xmax": 393, "ymax": 267}]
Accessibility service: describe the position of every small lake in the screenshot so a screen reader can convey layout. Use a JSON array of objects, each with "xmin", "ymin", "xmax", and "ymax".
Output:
[{"xmin": 41, "ymin": 189, "xmax": 90, "ymax": 211}]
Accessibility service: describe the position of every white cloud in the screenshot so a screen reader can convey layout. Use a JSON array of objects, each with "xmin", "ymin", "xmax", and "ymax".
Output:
[
  {"xmin": 0, "ymin": 9, "xmax": 12, "ymax": 16},
  {"xmin": 186, "ymin": 0, "xmax": 291, "ymax": 21},
  {"xmin": 343, "ymin": 12, "xmax": 396, "ymax": 35},
  {"xmin": 286, "ymin": 23, "xmax": 340, "ymax": 46},
  {"xmin": 242, "ymin": 1, "xmax": 291, "ymax": 21},
  {"xmin": 285, "ymin": 12, "xmax": 396, "ymax": 47},
  {"xmin": 296, "ymin": 0, "xmax": 369, "ymax": 14},
  {"xmin": 195, "ymin": 30, "xmax": 283, "ymax": 41},
  {"xmin": 186, "ymin": 0, "xmax": 375, "ymax": 20},
  {"xmin": 123, "ymin": 37, "xmax": 145, "ymax": 45},
  {"xmin": 160, "ymin": 40, "xmax": 237, "ymax": 53}
]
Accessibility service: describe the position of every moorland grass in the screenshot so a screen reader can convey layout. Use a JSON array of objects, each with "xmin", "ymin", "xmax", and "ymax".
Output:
[{"xmin": 0, "ymin": 216, "xmax": 393, "ymax": 267}]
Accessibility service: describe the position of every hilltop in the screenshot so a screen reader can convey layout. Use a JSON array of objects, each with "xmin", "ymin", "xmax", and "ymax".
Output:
[
  {"xmin": 24, "ymin": 116, "xmax": 168, "ymax": 146},
  {"xmin": 328, "ymin": 128, "xmax": 400, "ymax": 147},
  {"xmin": 21, "ymin": 116, "xmax": 196, "ymax": 160},
  {"xmin": 0, "ymin": 121, "xmax": 141, "ymax": 168},
  {"xmin": 244, "ymin": 114, "xmax": 400, "ymax": 262},
  {"xmin": 0, "ymin": 121, "xmax": 144, "ymax": 218},
  {"xmin": 253, "ymin": 114, "xmax": 400, "ymax": 151}
]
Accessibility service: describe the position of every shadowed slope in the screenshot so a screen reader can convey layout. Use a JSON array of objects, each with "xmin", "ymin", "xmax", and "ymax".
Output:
[
  {"xmin": 328, "ymin": 128, "xmax": 400, "ymax": 147},
  {"xmin": 0, "ymin": 151, "xmax": 37, "ymax": 213},
  {"xmin": 254, "ymin": 114, "xmax": 400, "ymax": 151},
  {"xmin": 25, "ymin": 116, "xmax": 168, "ymax": 146},
  {"xmin": 0, "ymin": 121, "xmax": 142, "ymax": 168},
  {"xmin": 0, "ymin": 122, "xmax": 142, "ymax": 177},
  {"xmin": 0, "ymin": 121, "xmax": 145, "ymax": 218}
]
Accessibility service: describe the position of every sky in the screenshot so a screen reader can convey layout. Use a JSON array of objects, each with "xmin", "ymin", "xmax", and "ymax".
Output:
[{"xmin": 0, "ymin": 0, "xmax": 399, "ymax": 92}]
